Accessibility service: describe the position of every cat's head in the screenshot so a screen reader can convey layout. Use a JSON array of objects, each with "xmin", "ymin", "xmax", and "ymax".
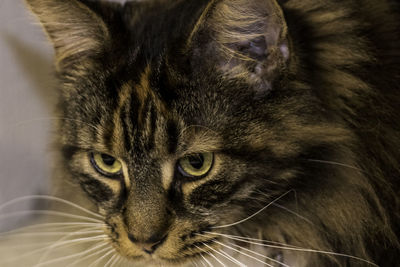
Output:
[{"xmin": 26, "ymin": 0, "xmax": 350, "ymax": 264}]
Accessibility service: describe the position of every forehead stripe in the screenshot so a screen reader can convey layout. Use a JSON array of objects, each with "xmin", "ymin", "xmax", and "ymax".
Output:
[
  {"xmin": 112, "ymin": 66, "xmax": 170, "ymax": 155},
  {"xmin": 143, "ymin": 99, "xmax": 157, "ymax": 151},
  {"xmin": 112, "ymin": 82, "xmax": 133, "ymax": 153},
  {"xmin": 120, "ymin": 105, "xmax": 133, "ymax": 152}
]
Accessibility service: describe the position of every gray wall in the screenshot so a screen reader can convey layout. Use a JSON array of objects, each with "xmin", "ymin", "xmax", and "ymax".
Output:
[
  {"xmin": 0, "ymin": 0, "xmax": 125, "ymax": 230},
  {"xmin": 0, "ymin": 0, "xmax": 53, "ymax": 229}
]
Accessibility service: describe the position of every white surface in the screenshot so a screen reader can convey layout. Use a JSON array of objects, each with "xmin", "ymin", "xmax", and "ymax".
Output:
[{"xmin": 0, "ymin": 0, "xmax": 54, "ymax": 230}]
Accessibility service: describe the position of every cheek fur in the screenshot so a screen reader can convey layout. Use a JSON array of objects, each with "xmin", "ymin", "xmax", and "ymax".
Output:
[{"xmin": 12, "ymin": 0, "xmax": 400, "ymax": 266}]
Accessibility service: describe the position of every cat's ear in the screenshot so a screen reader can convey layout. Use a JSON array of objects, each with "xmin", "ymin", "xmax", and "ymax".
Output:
[
  {"xmin": 188, "ymin": 0, "xmax": 290, "ymax": 95},
  {"xmin": 25, "ymin": 0, "xmax": 110, "ymax": 71}
]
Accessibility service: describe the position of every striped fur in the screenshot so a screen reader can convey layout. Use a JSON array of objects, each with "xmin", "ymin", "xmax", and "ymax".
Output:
[{"xmin": 25, "ymin": 0, "xmax": 400, "ymax": 266}]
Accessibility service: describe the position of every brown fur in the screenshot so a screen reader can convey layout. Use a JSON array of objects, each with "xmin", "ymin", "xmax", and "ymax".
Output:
[{"xmin": 17, "ymin": 0, "xmax": 400, "ymax": 266}]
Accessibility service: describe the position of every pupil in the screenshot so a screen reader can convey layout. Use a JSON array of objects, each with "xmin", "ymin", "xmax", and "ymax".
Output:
[
  {"xmin": 101, "ymin": 154, "xmax": 115, "ymax": 166},
  {"xmin": 188, "ymin": 154, "xmax": 204, "ymax": 169}
]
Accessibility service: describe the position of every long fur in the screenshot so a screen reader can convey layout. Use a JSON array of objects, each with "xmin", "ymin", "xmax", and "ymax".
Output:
[{"xmin": 5, "ymin": 0, "xmax": 399, "ymax": 266}]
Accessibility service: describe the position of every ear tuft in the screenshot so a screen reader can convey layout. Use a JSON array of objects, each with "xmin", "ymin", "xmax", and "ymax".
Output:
[
  {"xmin": 25, "ymin": 0, "xmax": 109, "ymax": 71},
  {"xmin": 190, "ymin": 0, "xmax": 290, "ymax": 95}
]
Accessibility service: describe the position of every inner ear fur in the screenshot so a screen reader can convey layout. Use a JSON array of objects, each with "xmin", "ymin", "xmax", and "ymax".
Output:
[
  {"xmin": 25, "ymin": 0, "xmax": 110, "ymax": 71},
  {"xmin": 189, "ymin": 0, "xmax": 290, "ymax": 94}
]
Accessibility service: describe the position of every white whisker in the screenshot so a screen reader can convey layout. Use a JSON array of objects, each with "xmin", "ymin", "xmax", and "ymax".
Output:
[
  {"xmin": 109, "ymin": 255, "xmax": 122, "ymax": 267},
  {"xmin": 65, "ymin": 243, "xmax": 111, "ymax": 267},
  {"xmin": 213, "ymin": 239, "xmax": 274, "ymax": 267},
  {"xmin": 252, "ymin": 190, "xmax": 312, "ymax": 225},
  {"xmin": 204, "ymin": 231, "xmax": 301, "ymax": 249},
  {"xmin": 191, "ymin": 258, "xmax": 200, "ymax": 267},
  {"xmin": 212, "ymin": 190, "xmax": 293, "ymax": 229},
  {"xmin": 104, "ymin": 253, "xmax": 118, "ymax": 267},
  {"xmin": 306, "ymin": 159, "xmax": 365, "ymax": 173},
  {"xmin": 1, "ymin": 230, "xmax": 104, "ymax": 238},
  {"xmin": 7, "ymin": 235, "xmax": 107, "ymax": 262},
  {"xmin": 0, "ymin": 240, "xmax": 57, "ymax": 248},
  {"xmin": 210, "ymin": 233, "xmax": 379, "ymax": 266},
  {"xmin": 88, "ymin": 248, "xmax": 115, "ymax": 267},
  {"xmin": 0, "ymin": 210, "xmax": 103, "ymax": 223},
  {"xmin": 195, "ymin": 238, "xmax": 245, "ymax": 267},
  {"xmin": 0, "ymin": 195, "xmax": 103, "ymax": 219},
  {"xmin": 33, "ymin": 242, "xmax": 111, "ymax": 267},
  {"xmin": 198, "ymin": 251, "xmax": 213, "ymax": 267},
  {"xmin": 2, "ymin": 235, "xmax": 108, "ymax": 263},
  {"xmin": 216, "ymin": 248, "xmax": 246, "ymax": 267},
  {"xmin": 0, "ymin": 222, "xmax": 104, "ymax": 237},
  {"xmin": 227, "ymin": 241, "xmax": 291, "ymax": 267},
  {"xmin": 37, "ymin": 226, "xmax": 105, "ymax": 262},
  {"xmin": 200, "ymin": 243, "xmax": 227, "ymax": 267},
  {"xmin": 272, "ymin": 203, "xmax": 313, "ymax": 225},
  {"xmin": 199, "ymin": 258, "xmax": 208, "ymax": 267}
]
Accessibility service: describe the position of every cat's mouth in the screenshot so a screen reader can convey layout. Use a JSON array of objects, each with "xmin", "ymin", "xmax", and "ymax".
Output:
[
  {"xmin": 107, "ymin": 215, "xmax": 288, "ymax": 266},
  {"xmin": 108, "ymin": 228, "xmax": 287, "ymax": 267}
]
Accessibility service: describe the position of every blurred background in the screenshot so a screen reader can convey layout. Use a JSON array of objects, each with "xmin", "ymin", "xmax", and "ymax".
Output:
[
  {"xmin": 0, "ymin": 0, "xmax": 125, "ymax": 231},
  {"xmin": 0, "ymin": 0, "xmax": 53, "ymax": 230}
]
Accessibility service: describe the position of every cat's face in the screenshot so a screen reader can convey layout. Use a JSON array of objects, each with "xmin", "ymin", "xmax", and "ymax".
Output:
[
  {"xmin": 26, "ymin": 0, "xmax": 351, "ymax": 265},
  {"xmin": 58, "ymin": 41, "xmax": 272, "ymax": 264}
]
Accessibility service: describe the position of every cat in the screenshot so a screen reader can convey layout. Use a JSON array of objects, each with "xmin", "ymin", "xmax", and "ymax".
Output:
[{"xmin": 0, "ymin": 0, "xmax": 399, "ymax": 266}]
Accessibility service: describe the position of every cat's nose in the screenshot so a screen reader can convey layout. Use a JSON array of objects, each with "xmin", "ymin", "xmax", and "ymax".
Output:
[{"xmin": 128, "ymin": 233, "xmax": 167, "ymax": 254}]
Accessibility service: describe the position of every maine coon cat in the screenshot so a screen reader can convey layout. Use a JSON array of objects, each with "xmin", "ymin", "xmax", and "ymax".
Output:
[{"xmin": 0, "ymin": 0, "xmax": 399, "ymax": 266}]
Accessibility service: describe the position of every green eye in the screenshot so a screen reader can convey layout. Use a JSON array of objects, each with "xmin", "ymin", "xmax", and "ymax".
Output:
[
  {"xmin": 177, "ymin": 153, "xmax": 214, "ymax": 178},
  {"xmin": 90, "ymin": 152, "xmax": 122, "ymax": 177}
]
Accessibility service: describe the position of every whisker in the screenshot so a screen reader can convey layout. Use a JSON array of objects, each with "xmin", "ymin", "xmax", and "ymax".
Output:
[
  {"xmin": 210, "ymin": 233, "xmax": 379, "ymax": 266},
  {"xmin": 199, "ymin": 258, "xmax": 208, "ymax": 267},
  {"xmin": 212, "ymin": 239, "xmax": 274, "ymax": 267},
  {"xmin": 2, "ymin": 235, "xmax": 108, "ymax": 263},
  {"xmin": 272, "ymin": 203, "xmax": 313, "ymax": 225},
  {"xmin": 33, "ymin": 242, "xmax": 111, "ymax": 267},
  {"xmin": 0, "ymin": 240, "xmax": 57, "ymax": 249},
  {"xmin": 104, "ymin": 253, "xmax": 118, "ymax": 267},
  {"xmin": 204, "ymin": 231, "xmax": 302, "ymax": 249},
  {"xmin": 212, "ymin": 190, "xmax": 293, "ymax": 229},
  {"xmin": 87, "ymin": 248, "xmax": 115, "ymax": 267},
  {"xmin": 306, "ymin": 159, "xmax": 365, "ymax": 173},
  {"xmin": 0, "ymin": 195, "xmax": 103, "ymax": 219},
  {"xmin": 0, "ymin": 225, "xmax": 105, "ymax": 252},
  {"xmin": 191, "ymin": 258, "xmax": 200, "ymax": 267},
  {"xmin": 109, "ymin": 255, "xmax": 122, "ymax": 267},
  {"xmin": 0, "ymin": 210, "xmax": 103, "ymax": 223},
  {"xmin": 216, "ymin": 248, "xmax": 246, "ymax": 267},
  {"xmin": 195, "ymin": 239, "xmax": 246, "ymax": 267},
  {"xmin": 65, "ymin": 243, "xmax": 112, "ymax": 267},
  {"xmin": 252, "ymin": 190, "xmax": 313, "ymax": 225},
  {"xmin": 0, "ymin": 222, "xmax": 104, "ymax": 237},
  {"xmin": 227, "ymin": 241, "xmax": 291, "ymax": 267},
  {"xmin": 0, "ymin": 230, "xmax": 104, "ymax": 238},
  {"xmin": 200, "ymin": 243, "xmax": 227, "ymax": 267},
  {"xmin": 37, "ymin": 226, "xmax": 104, "ymax": 262},
  {"xmin": 198, "ymin": 251, "xmax": 214, "ymax": 267}
]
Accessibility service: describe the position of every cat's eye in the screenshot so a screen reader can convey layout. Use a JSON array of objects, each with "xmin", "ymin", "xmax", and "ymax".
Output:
[
  {"xmin": 90, "ymin": 152, "xmax": 122, "ymax": 177},
  {"xmin": 177, "ymin": 152, "xmax": 214, "ymax": 178}
]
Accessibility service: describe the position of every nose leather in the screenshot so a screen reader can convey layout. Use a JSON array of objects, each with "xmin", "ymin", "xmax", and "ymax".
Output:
[
  {"xmin": 139, "ymin": 240, "xmax": 162, "ymax": 254},
  {"xmin": 128, "ymin": 233, "xmax": 167, "ymax": 254}
]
